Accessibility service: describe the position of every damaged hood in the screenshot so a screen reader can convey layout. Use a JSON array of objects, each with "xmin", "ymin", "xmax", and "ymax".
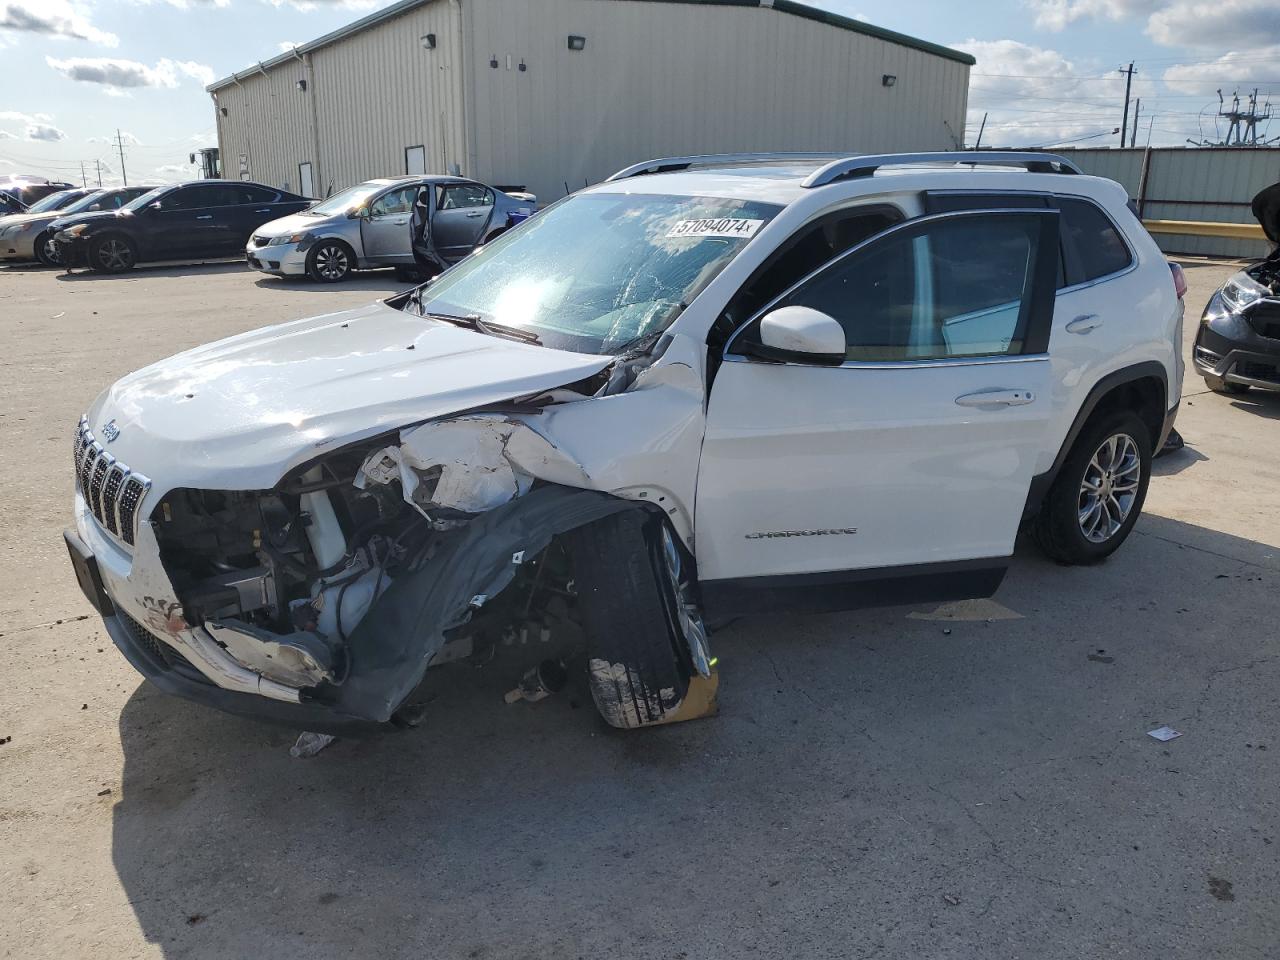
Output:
[
  {"xmin": 253, "ymin": 211, "xmax": 318, "ymax": 237},
  {"xmin": 88, "ymin": 300, "xmax": 612, "ymax": 491},
  {"xmin": 1253, "ymin": 182, "xmax": 1280, "ymax": 245}
]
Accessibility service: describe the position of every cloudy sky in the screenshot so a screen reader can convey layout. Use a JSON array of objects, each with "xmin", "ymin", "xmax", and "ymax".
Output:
[{"xmin": 1, "ymin": 0, "xmax": 1278, "ymax": 188}]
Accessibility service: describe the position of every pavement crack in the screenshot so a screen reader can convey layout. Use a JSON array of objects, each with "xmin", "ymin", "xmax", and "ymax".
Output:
[{"xmin": 1131, "ymin": 528, "xmax": 1273, "ymax": 570}]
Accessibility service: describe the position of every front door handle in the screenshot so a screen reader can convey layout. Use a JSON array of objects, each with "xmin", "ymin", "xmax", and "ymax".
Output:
[
  {"xmin": 195, "ymin": 215, "xmax": 213, "ymax": 220},
  {"xmin": 256, "ymin": 208, "xmax": 272, "ymax": 214},
  {"xmin": 1066, "ymin": 314, "xmax": 1103, "ymax": 334},
  {"xmin": 955, "ymin": 389, "xmax": 1036, "ymax": 408}
]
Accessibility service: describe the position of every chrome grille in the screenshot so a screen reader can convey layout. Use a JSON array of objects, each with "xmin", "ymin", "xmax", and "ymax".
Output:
[{"xmin": 75, "ymin": 417, "xmax": 151, "ymax": 547}]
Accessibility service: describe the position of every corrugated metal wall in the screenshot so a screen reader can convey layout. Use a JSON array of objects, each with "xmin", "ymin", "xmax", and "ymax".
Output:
[
  {"xmin": 214, "ymin": 0, "xmax": 969, "ymax": 204},
  {"xmin": 311, "ymin": 0, "xmax": 466, "ymax": 194},
  {"xmin": 463, "ymin": 0, "xmax": 970, "ymax": 202},
  {"xmin": 1059, "ymin": 147, "xmax": 1280, "ymax": 259},
  {"xmin": 213, "ymin": 0, "xmax": 465, "ymax": 197}
]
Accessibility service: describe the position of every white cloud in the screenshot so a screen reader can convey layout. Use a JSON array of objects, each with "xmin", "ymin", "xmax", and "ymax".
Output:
[
  {"xmin": 265, "ymin": 0, "xmax": 378, "ymax": 11},
  {"xmin": 0, "ymin": 0, "xmax": 118, "ymax": 46},
  {"xmin": 1024, "ymin": 0, "xmax": 1160, "ymax": 30},
  {"xmin": 45, "ymin": 55, "xmax": 216, "ymax": 89},
  {"xmin": 956, "ymin": 39, "xmax": 1125, "ymax": 148},
  {"xmin": 1162, "ymin": 47, "xmax": 1280, "ymax": 94},
  {"xmin": 1148, "ymin": 0, "xmax": 1280, "ymax": 49},
  {"xmin": 87, "ymin": 131, "xmax": 142, "ymax": 146},
  {"xmin": 277, "ymin": 40, "xmax": 301, "ymax": 52},
  {"xmin": 0, "ymin": 130, "xmax": 14, "ymax": 139},
  {"xmin": 26, "ymin": 122, "xmax": 66, "ymax": 142}
]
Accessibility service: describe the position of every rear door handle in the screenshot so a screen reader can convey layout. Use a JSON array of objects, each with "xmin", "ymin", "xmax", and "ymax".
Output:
[
  {"xmin": 195, "ymin": 215, "xmax": 213, "ymax": 220},
  {"xmin": 955, "ymin": 389, "xmax": 1036, "ymax": 408},
  {"xmin": 256, "ymin": 208, "xmax": 272, "ymax": 214},
  {"xmin": 1065, "ymin": 314, "xmax": 1103, "ymax": 334},
  {"xmin": 465, "ymin": 210, "xmax": 485, "ymax": 218},
  {"xmin": 393, "ymin": 218, "xmax": 408, "ymax": 225}
]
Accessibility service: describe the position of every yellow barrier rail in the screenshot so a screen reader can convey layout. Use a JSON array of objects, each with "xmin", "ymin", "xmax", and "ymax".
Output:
[{"xmin": 1142, "ymin": 219, "xmax": 1267, "ymax": 241}]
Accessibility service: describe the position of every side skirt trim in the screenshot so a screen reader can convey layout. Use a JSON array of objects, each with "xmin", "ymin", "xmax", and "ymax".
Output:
[{"xmin": 700, "ymin": 558, "xmax": 1008, "ymax": 619}]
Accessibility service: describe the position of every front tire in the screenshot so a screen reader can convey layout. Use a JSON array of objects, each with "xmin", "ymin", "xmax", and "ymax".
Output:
[
  {"xmin": 568, "ymin": 512, "xmax": 702, "ymax": 729},
  {"xmin": 34, "ymin": 231, "xmax": 61, "ymax": 267},
  {"xmin": 89, "ymin": 235, "xmax": 137, "ymax": 273},
  {"xmin": 306, "ymin": 240, "xmax": 353, "ymax": 283},
  {"xmin": 1033, "ymin": 410, "xmax": 1152, "ymax": 565},
  {"xmin": 1203, "ymin": 374, "xmax": 1249, "ymax": 395}
]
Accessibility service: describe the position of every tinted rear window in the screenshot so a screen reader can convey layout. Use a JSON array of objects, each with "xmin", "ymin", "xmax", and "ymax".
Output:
[{"xmin": 1060, "ymin": 198, "xmax": 1132, "ymax": 283}]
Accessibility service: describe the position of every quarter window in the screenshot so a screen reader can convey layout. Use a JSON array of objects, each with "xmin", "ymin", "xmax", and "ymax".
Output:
[
  {"xmin": 1059, "ymin": 198, "xmax": 1132, "ymax": 283},
  {"xmin": 769, "ymin": 212, "xmax": 1054, "ymax": 362}
]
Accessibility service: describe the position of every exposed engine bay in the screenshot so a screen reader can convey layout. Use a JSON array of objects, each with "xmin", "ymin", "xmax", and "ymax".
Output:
[{"xmin": 141, "ymin": 335, "xmax": 701, "ymax": 726}]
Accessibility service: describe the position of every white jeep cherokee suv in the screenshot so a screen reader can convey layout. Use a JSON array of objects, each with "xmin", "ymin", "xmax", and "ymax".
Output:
[{"xmin": 65, "ymin": 152, "xmax": 1185, "ymax": 735}]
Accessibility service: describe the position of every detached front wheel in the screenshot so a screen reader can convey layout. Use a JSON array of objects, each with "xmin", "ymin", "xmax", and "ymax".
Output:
[{"xmin": 568, "ymin": 511, "xmax": 709, "ymax": 729}]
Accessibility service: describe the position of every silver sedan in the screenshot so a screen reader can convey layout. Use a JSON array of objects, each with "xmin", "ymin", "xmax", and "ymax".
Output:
[{"xmin": 246, "ymin": 175, "xmax": 536, "ymax": 282}]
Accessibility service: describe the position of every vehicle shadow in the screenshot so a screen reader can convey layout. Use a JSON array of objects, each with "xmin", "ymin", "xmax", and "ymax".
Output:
[
  {"xmin": 1228, "ymin": 390, "xmax": 1280, "ymax": 420},
  {"xmin": 253, "ymin": 271, "xmax": 409, "ymax": 295},
  {"xmin": 55, "ymin": 261, "xmax": 252, "ymax": 281},
  {"xmin": 108, "ymin": 514, "xmax": 1280, "ymax": 957},
  {"xmin": 1152, "ymin": 442, "xmax": 1208, "ymax": 477}
]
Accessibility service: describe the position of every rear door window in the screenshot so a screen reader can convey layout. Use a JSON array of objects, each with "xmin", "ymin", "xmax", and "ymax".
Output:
[{"xmin": 1058, "ymin": 198, "xmax": 1133, "ymax": 283}]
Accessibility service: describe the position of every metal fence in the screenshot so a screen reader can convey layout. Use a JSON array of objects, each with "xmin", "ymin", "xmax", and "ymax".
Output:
[{"xmin": 1056, "ymin": 147, "xmax": 1280, "ymax": 259}]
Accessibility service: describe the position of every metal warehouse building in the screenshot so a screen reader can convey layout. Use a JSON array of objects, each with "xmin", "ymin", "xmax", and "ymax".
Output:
[{"xmin": 208, "ymin": 0, "xmax": 974, "ymax": 203}]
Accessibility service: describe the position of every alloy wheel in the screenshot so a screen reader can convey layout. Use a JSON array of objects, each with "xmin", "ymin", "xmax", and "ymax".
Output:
[
  {"xmin": 1078, "ymin": 433, "xmax": 1141, "ymax": 543},
  {"xmin": 98, "ymin": 239, "xmax": 133, "ymax": 271},
  {"xmin": 42, "ymin": 236, "xmax": 62, "ymax": 266},
  {"xmin": 314, "ymin": 245, "xmax": 348, "ymax": 280},
  {"xmin": 658, "ymin": 524, "xmax": 712, "ymax": 677}
]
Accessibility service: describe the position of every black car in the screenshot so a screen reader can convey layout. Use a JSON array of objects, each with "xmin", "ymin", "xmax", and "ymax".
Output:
[
  {"xmin": 1193, "ymin": 183, "xmax": 1280, "ymax": 395},
  {"xmin": 53, "ymin": 180, "xmax": 312, "ymax": 273},
  {"xmin": 0, "ymin": 177, "xmax": 75, "ymax": 209}
]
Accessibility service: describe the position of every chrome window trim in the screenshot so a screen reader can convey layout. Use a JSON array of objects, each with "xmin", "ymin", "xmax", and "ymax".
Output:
[
  {"xmin": 922, "ymin": 189, "xmax": 1139, "ymax": 292},
  {"xmin": 724, "ymin": 206, "xmax": 1059, "ymax": 364}
]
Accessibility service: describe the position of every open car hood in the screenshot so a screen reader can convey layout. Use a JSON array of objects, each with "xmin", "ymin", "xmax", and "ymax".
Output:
[
  {"xmin": 1252, "ymin": 182, "xmax": 1280, "ymax": 245},
  {"xmin": 88, "ymin": 299, "xmax": 613, "ymax": 491}
]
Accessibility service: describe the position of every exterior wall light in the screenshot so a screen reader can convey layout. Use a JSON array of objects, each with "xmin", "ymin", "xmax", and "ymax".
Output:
[
  {"xmin": 568, "ymin": 35, "xmax": 586, "ymax": 51},
  {"xmin": 421, "ymin": 33, "xmax": 436, "ymax": 49},
  {"xmin": 296, "ymin": 79, "xmax": 307, "ymax": 92},
  {"xmin": 882, "ymin": 74, "xmax": 897, "ymax": 87},
  {"xmin": 489, "ymin": 55, "xmax": 499, "ymax": 68}
]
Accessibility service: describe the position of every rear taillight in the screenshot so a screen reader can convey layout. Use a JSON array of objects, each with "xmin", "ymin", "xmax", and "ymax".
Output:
[{"xmin": 1169, "ymin": 261, "xmax": 1187, "ymax": 299}]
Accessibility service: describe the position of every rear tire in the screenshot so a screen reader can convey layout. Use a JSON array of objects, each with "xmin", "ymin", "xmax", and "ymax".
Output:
[
  {"xmin": 1203, "ymin": 374, "xmax": 1250, "ymax": 395},
  {"xmin": 1033, "ymin": 410, "xmax": 1152, "ymax": 565},
  {"xmin": 306, "ymin": 240, "xmax": 353, "ymax": 282},
  {"xmin": 34, "ymin": 231, "xmax": 60, "ymax": 267},
  {"xmin": 89, "ymin": 234, "xmax": 136, "ymax": 273},
  {"xmin": 568, "ymin": 511, "xmax": 694, "ymax": 729}
]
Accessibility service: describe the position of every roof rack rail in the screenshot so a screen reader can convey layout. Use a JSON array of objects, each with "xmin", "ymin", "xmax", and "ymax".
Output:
[
  {"xmin": 801, "ymin": 151, "xmax": 1082, "ymax": 188},
  {"xmin": 605, "ymin": 152, "xmax": 851, "ymax": 183}
]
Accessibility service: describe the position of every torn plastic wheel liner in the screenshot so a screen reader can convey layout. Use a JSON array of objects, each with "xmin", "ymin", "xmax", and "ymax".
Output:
[{"xmin": 334, "ymin": 486, "xmax": 646, "ymax": 723}]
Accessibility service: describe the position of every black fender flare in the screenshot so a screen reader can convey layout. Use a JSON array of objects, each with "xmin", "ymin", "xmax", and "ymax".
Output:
[{"xmin": 1022, "ymin": 360, "xmax": 1169, "ymax": 519}]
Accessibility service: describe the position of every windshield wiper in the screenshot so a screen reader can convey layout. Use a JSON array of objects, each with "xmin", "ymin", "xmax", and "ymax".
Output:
[{"xmin": 423, "ymin": 310, "xmax": 541, "ymax": 345}]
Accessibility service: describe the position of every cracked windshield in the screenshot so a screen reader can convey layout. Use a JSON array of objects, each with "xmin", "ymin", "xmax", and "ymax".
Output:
[{"xmin": 409, "ymin": 192, "xmax": 781, "ymax": 354}]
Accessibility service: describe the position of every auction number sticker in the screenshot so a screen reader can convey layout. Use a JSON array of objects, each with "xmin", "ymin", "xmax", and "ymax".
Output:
[{"xmin": 667, "ymin": 218, "xmax": 765, "ymax": 240}]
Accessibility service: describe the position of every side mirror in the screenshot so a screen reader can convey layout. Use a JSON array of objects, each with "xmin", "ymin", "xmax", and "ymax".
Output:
[
  {"xmin": 350, "ymin": 207, "xmax": 368, "ymax": 220},
  {"xmin": 746, "ymin": 306, "xmax": 846, "ymax": 366},
  {"xmin": 148, "ymin": 201, "xmax": 162, "ymax": 212}
]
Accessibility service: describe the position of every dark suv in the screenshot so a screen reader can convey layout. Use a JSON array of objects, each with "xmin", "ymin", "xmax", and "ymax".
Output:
[
  {"xmin": 1193, "ymin": 183, "xmax": 1280, "ymax": 394},
  {"xmin": 53, "ymin": 180, "xmax": 311, "ymax": 273}
]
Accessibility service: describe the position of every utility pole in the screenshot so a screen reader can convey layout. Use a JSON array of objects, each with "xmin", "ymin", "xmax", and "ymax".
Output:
[
  {"xmin": 80, "ymin": 161, "xmax": 87, "ymax": 188},
  {"xmin": 974, "ymin": 112, "xmax": 988, "ymax": 149},
  {"xmin": 113, "ymin": 128, "xmax": 127, "ymax": 186},
  {"xmin": 1118, "ymin": 62, "xmax": 1136, "ymax": 147},
  {"xmin": 1130, "ymin": 99, "xmax": 1141, "ymax": 148},
  {"xmin": 95, "ymin": 159, "xmax": 103, "ymax": 188}
]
